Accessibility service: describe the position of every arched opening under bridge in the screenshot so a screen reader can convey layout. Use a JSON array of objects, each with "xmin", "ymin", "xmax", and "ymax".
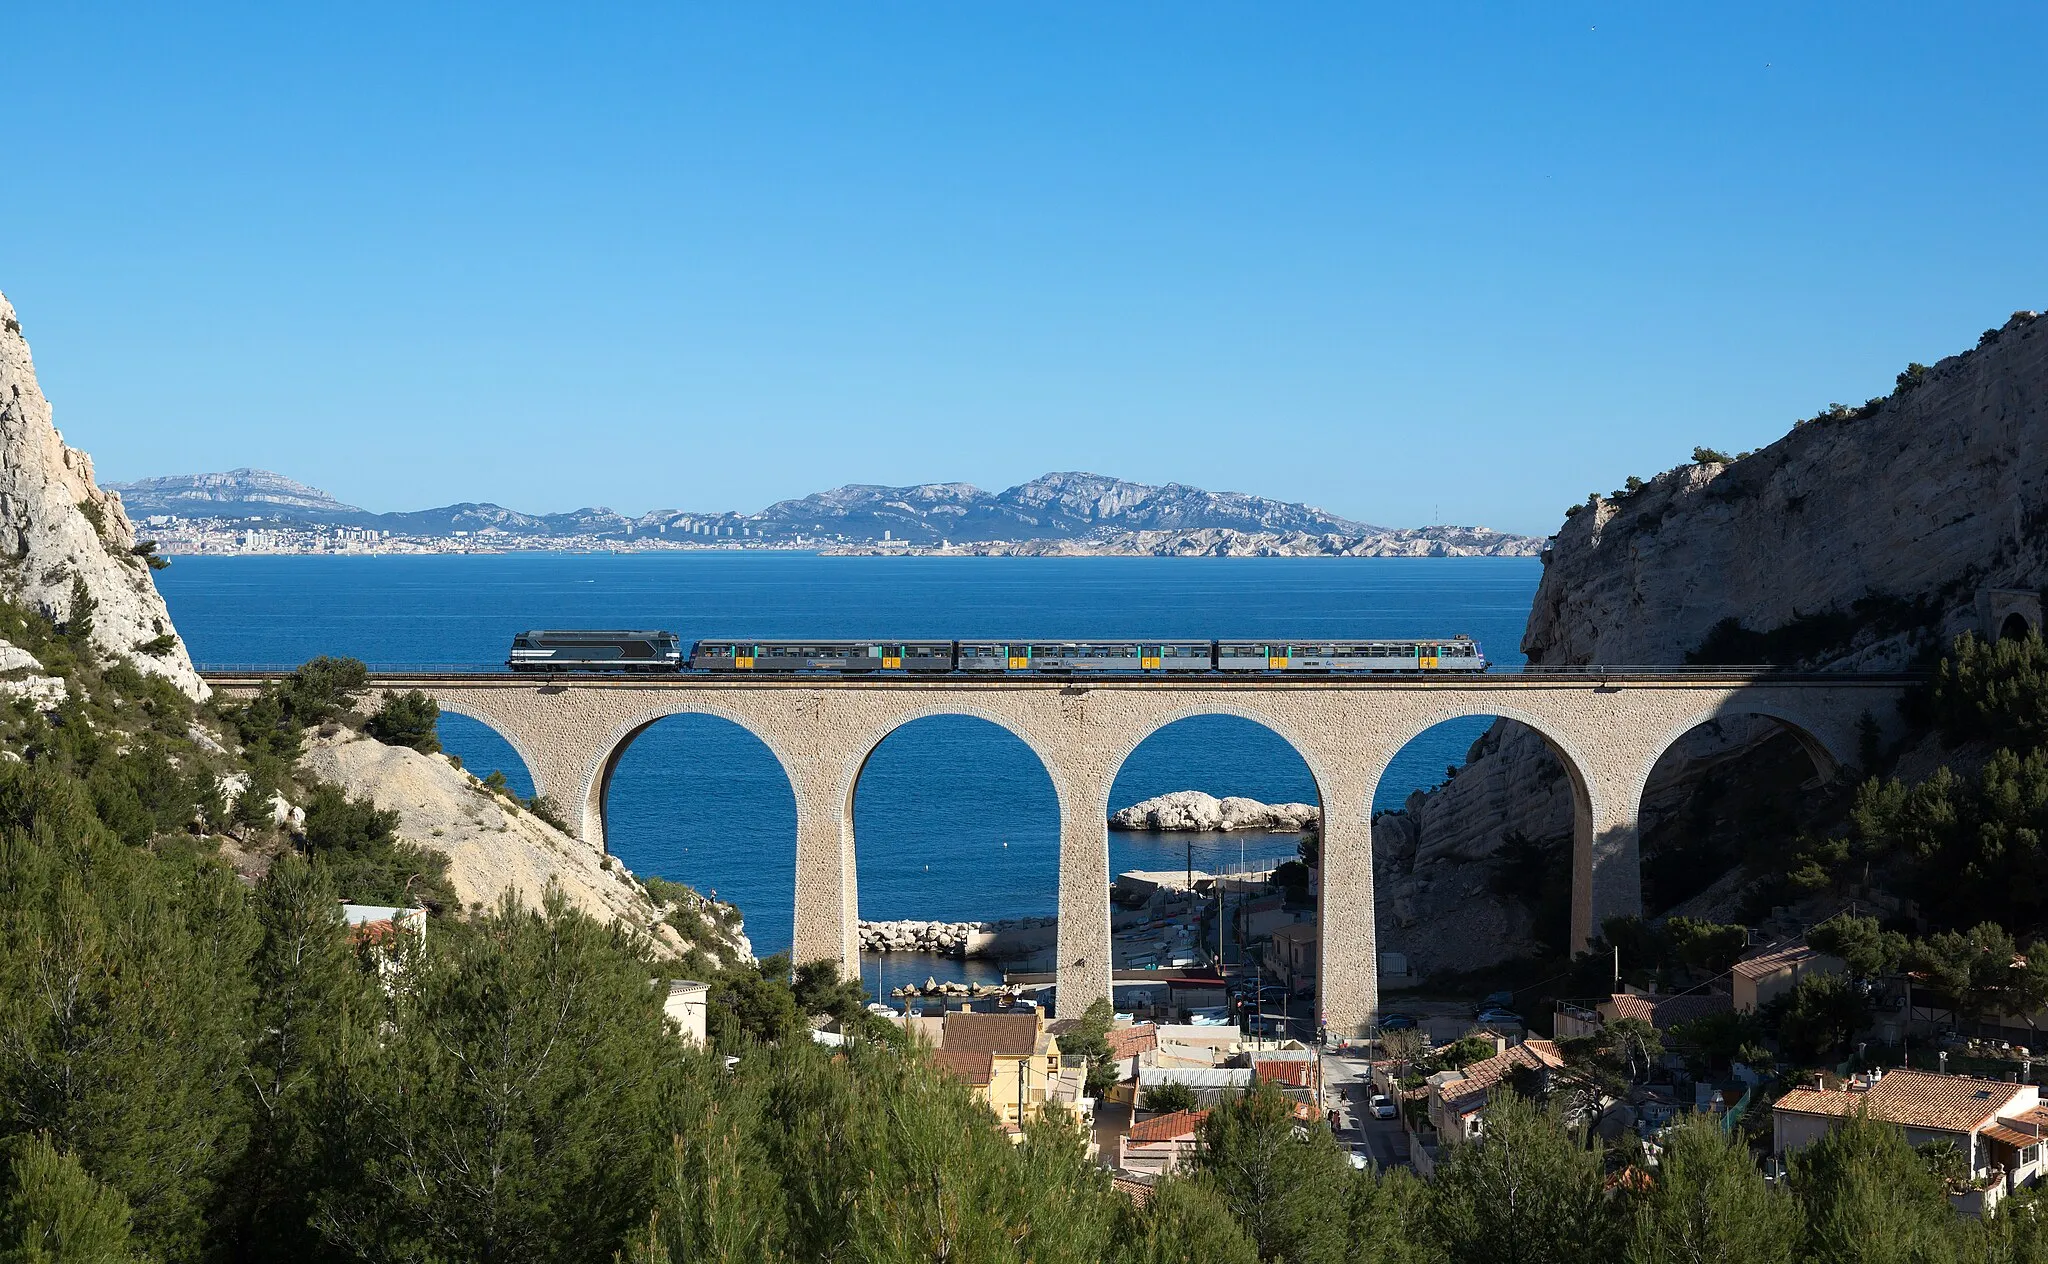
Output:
[
  {"xmin": 2003, "ymin": 612, "xmax": 2035, "ymax": 643},
  {"xmin": 1635, "ymin": 710, "xmax": 1838, "ymax": 926},
  {"xmin": 1110, "ymin": 714, "xmax": 1321, "ymax": 1031},
  {"xmin": 599, "ymin": 713, "xmax": 799, "ymax": 958},
  {"xmin": 436, "ymin": 711, "xmax": 540, "ymax": 800},
  {"xmin": 852, "ymin": 715, "xmax": 1059, "ymax": 1005},
  {"xmin": 1367, "ymin": 715, "xmax": 1585, "ymax": 989}
]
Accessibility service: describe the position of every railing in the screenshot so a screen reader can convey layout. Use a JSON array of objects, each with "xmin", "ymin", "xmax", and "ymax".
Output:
[
  {"xmin": 195, "ymin": 661, "xmax": 1928, "ymax": 681},
  {"xmin": 1720, "ymin": 1085, "xmax": 1755, "ymax": 1136}
]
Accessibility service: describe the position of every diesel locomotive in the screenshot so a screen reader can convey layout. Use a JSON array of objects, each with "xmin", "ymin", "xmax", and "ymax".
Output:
[{"xmin": 508, "ymin": 632, "xmax": 1485, "ymax": 673}]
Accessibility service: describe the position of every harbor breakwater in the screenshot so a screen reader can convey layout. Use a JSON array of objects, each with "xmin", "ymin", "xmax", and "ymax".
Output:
[{"xmin": 858, "ymin": 915, "xmax": 1059, "ymax": 959}]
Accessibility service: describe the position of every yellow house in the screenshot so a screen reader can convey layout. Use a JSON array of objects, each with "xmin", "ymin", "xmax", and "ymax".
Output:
[{"xmin": 933, "ymin": 1011, "xmax": 1070, "ymax": 1133}]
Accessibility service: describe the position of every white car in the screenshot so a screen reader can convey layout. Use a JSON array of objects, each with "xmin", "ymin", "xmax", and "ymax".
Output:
[
  {"xmin": 1368, "ymin": 1093, "xmax": 1398, "ymax": 1121},
  {"xmin": 1348, "ymin": 1144, "xmax": 1372, "ymax": 1170}
]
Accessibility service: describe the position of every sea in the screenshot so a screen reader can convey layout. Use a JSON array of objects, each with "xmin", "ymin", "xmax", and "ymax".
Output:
[{"xmin": 156, "ymin": 553, "xmax": 1541, "ymax": 987}]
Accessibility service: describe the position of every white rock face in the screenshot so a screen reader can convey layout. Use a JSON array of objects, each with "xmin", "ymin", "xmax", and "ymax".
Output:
[
  {"xmin": 0, "ymin": 674, "xmax": 67, "ymax": 709},
  {"xmin": 0, "ymin": 639, "xmax": 42, "ymax": 674},
  {"xmin": 1110, "ymin": 790, "xmax": 1320, "ymax": 833},
  {"xmin": 1374, "ymin": 311, "xmax": 2048, "ymax": 977},
  {"xmin": 300, "ymin": 729, "xmax": 699, "ymax": 958},
  {"xmin": 0, "ymin": 293, "xmax": 206, "ymax": 700}
]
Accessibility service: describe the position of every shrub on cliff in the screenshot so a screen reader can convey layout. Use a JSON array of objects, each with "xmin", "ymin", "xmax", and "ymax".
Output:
[
  {"xmin": 299, "ymin": 782, "xmax": 451, "ymax": 908},
  {"xmin": 364, "ymin": 688, "xmax": 441, "ymax": 754},
  {"xmin": 1931, "ymin": 629, "xmax": 2048, "ymax": 749}
]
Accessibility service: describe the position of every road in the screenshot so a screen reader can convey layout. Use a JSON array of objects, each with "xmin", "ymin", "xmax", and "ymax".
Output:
[{"xmin": 1321, "ymin": 1052, "xmax": 1410, "ymax": 1169}]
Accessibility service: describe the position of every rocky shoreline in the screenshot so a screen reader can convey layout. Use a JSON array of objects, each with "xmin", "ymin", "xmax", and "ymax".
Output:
[{"xmin": 857, "ymin": 914, "xmax": 1057, "ymax": 957}]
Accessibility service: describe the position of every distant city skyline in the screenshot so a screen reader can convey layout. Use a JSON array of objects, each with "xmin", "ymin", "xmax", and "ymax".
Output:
[{"xmin": 3, "ymin": 4, "xmax": 2044, "ymax": 535}]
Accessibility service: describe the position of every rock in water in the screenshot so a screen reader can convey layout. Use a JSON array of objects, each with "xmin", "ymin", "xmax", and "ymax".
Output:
[
  {"xmin": 1110, "ymin": 790, "xmax": 1320, "ymax": 832},
  {"xmin": 0, "ymin": 293, "xmax": 206, "ymax": 700}
]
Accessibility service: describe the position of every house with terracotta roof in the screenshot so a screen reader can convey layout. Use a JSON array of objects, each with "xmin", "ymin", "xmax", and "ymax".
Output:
[
  {"xmin": 1556, "ymin": 990, "xmax": 1736, "ymax": 1041},
  {"xmin": 1117, "ymin": 1109, "xmax": 1209, "ymax": 1176},
  {"xmin": 1248, "ymin": 1050, "xmax": 1325, "ymax": 1120},
  {"xmin": 1732, "ymin": 943, "xmax": 1844, "ymax": 1013},
  {"xmin": 931, "ymin": 1010, "xmax": 1086, "ymax": 1133},
  {"xmin": 1428, "ymin": 1039, "xmax": 1569, "ymax": 1138},
  {"xmin": 1773, "ymin": 1069, "xmax": 2048, "ymax": 1205}
]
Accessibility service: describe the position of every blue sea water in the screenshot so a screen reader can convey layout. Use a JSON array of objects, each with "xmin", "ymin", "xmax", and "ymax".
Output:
[{"xmin": 156, "ymin": 553, "xmax": 1541, "ymax": 958}]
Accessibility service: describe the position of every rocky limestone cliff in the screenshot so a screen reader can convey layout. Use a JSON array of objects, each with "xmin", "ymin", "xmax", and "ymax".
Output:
[
  {"xmin": 1527, "ymin": 309, "xmax": 2048, "ymax": 668},
  {"xmin": 1375, "ymin": 310, "xmax": 2048, "ymax": 976},
  {"xmin": 300, "ymin": 728, "xmax": 752, "ymax": 963},
  {"xmin": 0, "ymin": 292, "xmax": 206, "ymax": 700}
]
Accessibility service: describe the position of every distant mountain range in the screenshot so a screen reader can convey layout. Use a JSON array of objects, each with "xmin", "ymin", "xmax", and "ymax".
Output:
[{"xmin": 109, "ymin": 468, "xmax": 1543, "ymax": 555}]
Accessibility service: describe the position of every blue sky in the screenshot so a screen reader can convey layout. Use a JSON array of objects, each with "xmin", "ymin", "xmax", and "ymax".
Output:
[{"xmin": 2, "ymin": 4, "xmax": 2043, "ymax": 535}]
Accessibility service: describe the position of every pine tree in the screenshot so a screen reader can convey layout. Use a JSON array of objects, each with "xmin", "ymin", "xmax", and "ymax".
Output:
[
  {"xmin": 315, "ymin": 889, "xmax": 684, "ymax": 1263},
  {"xmin": 1193, "ymin": 1082, "xmax": 1354, "ymax": 1263},
  {"xmin": 1625, "ymin": 1116, "xmax": 1800, "ymax": 1264},
  {"xmin": 1114, "ymin": 1175, "xmax": 1260, "ymax": 1264},
  {"xmin": 0, "ymin": 1134, "xmax": 145, "ymax": 1263},
  {"xmin": 0, "ymin": 762, "xmax": 258, "ymax": 1262},
  {"xmin": 216, "ymin": 853, "xmax": 378, "ymax": 1261},
  {"xmin": 1427, "ymin": 1090, "xmax": 1619, "ymax": 1264},
  {"xmin": 1789, "ymin": 1112, "xmax": 1960, "ymax": 1264}
]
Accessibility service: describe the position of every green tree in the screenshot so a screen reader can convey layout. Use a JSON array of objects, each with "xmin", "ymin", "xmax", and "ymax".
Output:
[
  {"xmin": 0, "ymin": 1134, "xmax": 146, "ymax": 1264},
  {"xmin": 363, "ymin": 690, "xmax": 440, "ymax": 754},
  {"xmin": 1907, "ymin": 923, "xmax": 2048, "ymax": 1027},
  {"xmin": 1059, "ymin": 997, "xmax": 1121, "ymax": 1098},
  {"xmin": 1427, "ymin": 1090, "xmax": 1618, "ymax": 1264},
  {"xmin": 316, "ymin": 889, "xmax": 685, "ymax": 1263},
  {"xmin": 1194, "ymin": 1083, "xmax": 1353, "ymax": 1263},
  {"xmin": 1789, "ymin": 1112, "xmax": 1958, "ymax": 1264},
  {"xmin": 1440, "ymin": 1037, "xmax": 1496, "ymax": 1070},
  {"xmin": 705, "ymin": 956, "xmax": 803, "ymax": 1051},
  {"xmin": 1115, "ymin": 1175, "xmax": 1259, "ymax": 1264},
  {"xmin": 280, "ymin": 657, "xmax": 369, "ymax": 725},
  {"xmin": 1141, "ymin": 1081, "xmax": 1200, "ymax": 1116},
  {"xmin": 1625, "ymin": 1115, "xmax": 1800, "ymax": 1264},
  {"xmin": 216, "ymin": 853, "xmax": 379, "ymax": 1262},
  {"xmin": 59, "ymin": 578, "xmax": 94, "ymax": 650},
  {"xmin": 298, "ymin": 782, "xmax": 451, "ymax": 908},
  {"xmin": 0, "ymin": 763, "xmax": 258, "ymax": 1262},
  {"xmin": 1348, "ymin": 1166, "xmax": 1440, "ymax": 1264},
  {"xmin": 1774, "ymin": 972, "xmax": 1871, "ymax": 1061},
  {"xmin": 1809, "ymin": 915, "xmax": 1909, "ymax": 981},
  {"xmin": 1932, "ymin": 630, "xmax": 2048, "ymax": 750}
]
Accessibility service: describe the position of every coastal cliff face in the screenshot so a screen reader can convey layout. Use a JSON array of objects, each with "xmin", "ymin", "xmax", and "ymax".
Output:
[
  {"xmin": 1376, "ymin": 310, "xmax": 2048, "ymax": 976},
  {"xmin": 1527, "ymin": 309, "xmax": 2048, "ymax": 668},
  {"xmin": 0, "ymin": 292, "xmax": 207, "ymax": 700}
]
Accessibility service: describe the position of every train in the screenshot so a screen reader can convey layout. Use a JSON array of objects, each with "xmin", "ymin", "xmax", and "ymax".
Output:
[{"xmin": 506, "ymin": 630, "xmax": 1487, "ymax": 674}]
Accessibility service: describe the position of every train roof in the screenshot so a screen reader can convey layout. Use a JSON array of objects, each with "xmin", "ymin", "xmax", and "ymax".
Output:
[{"xmin": 517, "ymin": 629, "xmax": 678, "ymax": 638}]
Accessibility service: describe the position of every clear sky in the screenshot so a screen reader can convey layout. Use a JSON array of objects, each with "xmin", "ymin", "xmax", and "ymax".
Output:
[{"xmin": 2, "ymin": 4, "xmax": 2043, "ymax": 535}]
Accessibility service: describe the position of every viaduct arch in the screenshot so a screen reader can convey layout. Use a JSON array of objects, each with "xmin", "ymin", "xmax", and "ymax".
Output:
[{"xmin": 207, "ymin": 671, "xmax": 1903, "ymax": 1038}]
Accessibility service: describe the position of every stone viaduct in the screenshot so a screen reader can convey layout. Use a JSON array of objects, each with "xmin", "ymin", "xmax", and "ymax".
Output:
[{"xmin": 206, "ymin": 670, "xmax": 1909, "ymax": 1038}]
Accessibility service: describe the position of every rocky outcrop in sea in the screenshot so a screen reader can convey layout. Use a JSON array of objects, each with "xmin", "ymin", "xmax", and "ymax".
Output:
[
  {"xmin": 1111, "ymin": 791, "xmax": 1319, "ymax": 833},
  {"xmin": 0, "ymin": 291, "xmax": 207, "ymax": 700},
  {"xmin": 1373, "ymin": 309, "xmax": 2048, "ymax": 977}
]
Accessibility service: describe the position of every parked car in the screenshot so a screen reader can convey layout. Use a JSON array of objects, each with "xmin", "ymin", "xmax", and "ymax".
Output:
[
  {"xmin": 1481, "ymin": 990, "xmax": 1516, "ymax": 1009},
  {"xmin": 1377, "ymin": 1014, "xmax": 1419, "ymax": 1031},
  {"xmin": 1369, "ymin": 1093, "xmax": 1398, "ymax": 1120},
  {"xmin": 1475, "ymin": 1008, "xmax": 1523, "ymax": 1026},
  {"xmin": 1348, "ymin": 1144, "xmax": 1372, "ymax": 1171}
]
